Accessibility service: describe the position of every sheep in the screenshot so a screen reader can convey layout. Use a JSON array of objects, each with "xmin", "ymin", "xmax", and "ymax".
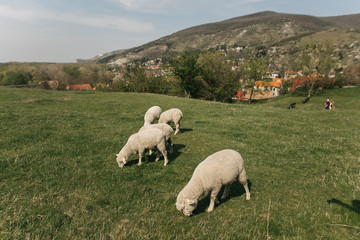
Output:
[
  {"xmin": 116, "ymin": 128, "xmax": 169, "ymax": 167},
  {"xmin": 158, "ymin": 108, "xmax": 183, "ymax": 135},
  {"xmin": 176, "ymin": 149, "xmax": 250, "ymax": 216},
  {"xmin": 144, "ymin": 106, "xmax": 162, "ymax": 126},
  {"xmin": 139, "ymin": 123, "xmax": 174, "ymax": 153}
]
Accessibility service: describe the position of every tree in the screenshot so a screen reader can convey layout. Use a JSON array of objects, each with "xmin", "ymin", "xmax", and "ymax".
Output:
[
  {"xmin": 197, "ymin": 51, "xmax": 240, "ymax": 103},
  {"xmin": 144, "ymin": 74, "xmax": 169, "ymax": 94},
  {"xmin": 296, "ymin": 42, "xmax": 336, "ymax": 97},
  {"xmin": 170, "ymin": 50, "xmax": 203, "ymax": 98},
  {"xmin": 2, "ymin": 72, "xmax": 30, "ymax": 85},
  {"xmin": 256, "ymin": 46, "xmax": 267, "ymax": 57},
  {"xmin": 0, "ymin": 64, "xmax": 34, "ymax": 86},
  {"xmin": 63, "ymin": 65, "xmax": 81, "ymax": 85},
  {"xmin": 343, "ymin": 63, "xmax": 360, "ymax": 85},
  {"xmin": 240, "ymin": 57, "xmax": 269, "ymax": 103},
  {"xmin": 122, "ymin": 64, "xmax": 148, "ymax": 92},
  {"xmin": 79, "ymin": 63, "xmax": 114, "ymax": 87},
  {"xmin": 34, "ymin": 64, "xmax": 67, "ymax": 90}
]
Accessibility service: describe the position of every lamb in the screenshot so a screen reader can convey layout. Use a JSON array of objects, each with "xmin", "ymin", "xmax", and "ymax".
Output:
[
  {"xmin": 144, "ymin": 106, "xmax": 162, "ymax": 126},
  {"xmin": 158, "ymin": 108, "xmax": 183, "ymax": 135},
  {"xmin": 139, "ymin": 123, "xmax": 174, "ymax": 153},
  {"xmin": 116, "ymin": 128, "xmax": 169, "ymax": 167},
  {"xmin": 176, "ymin": 149, "xmax": 250, "ymax": 216}
]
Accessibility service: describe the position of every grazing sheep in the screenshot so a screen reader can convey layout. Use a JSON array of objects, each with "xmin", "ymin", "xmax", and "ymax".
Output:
[
  {"xmin": 144, "ymin": 106, "xmax": 162, "ymax": 126},
  {"xmin": 176, "ymin": 149, "xmax": 250, "ymax": 216},
  {"xmin": 116, "ymin": 128, "xmax": 169, "ymax": 167},
  {"xmin": 158, "ymin": 108, "xmax": 183, "ymax": 135},
  {"xmin": 139, "ymin": 123, "xmax": 174, "ymax": 153}
]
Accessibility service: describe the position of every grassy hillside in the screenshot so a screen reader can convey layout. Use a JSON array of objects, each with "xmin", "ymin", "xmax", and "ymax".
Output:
[
  {"xmin": 1, "ymin": 87, "xmax": 359, "ymax": 239},
  {"xmin": 298, "ymin": 29, "xmax": 360, "ymax": 46}
]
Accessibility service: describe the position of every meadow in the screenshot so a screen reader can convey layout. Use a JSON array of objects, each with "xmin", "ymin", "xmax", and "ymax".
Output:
[{"xmin": 0, "ymin": 87, "xmax": 359, "ymax": 239}]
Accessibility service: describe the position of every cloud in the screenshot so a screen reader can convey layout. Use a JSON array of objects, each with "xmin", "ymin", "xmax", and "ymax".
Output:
[
  {"xmin": 0, "ymin": 4, "xmax": 154, "ymax": 32},
  {"xmin": 113, "ymin": 0, "xmax": 142, "ymax": 8},
  {"xmin": 224, "ymin": 0, "xmax": 266, "ymax": 8},
  {"xmin": 108, "ymin": 0, "xmax": 266, "ymax": 17},
  {"xmin": 109, "ymin": 0, "xmax": 170, "ymax": 9},
  {"xmin": 0, "ymin": 5, "xmax": 36, "ymax": 21},
  {"xmin": 54, "ymin": 14, "xmax": 155, "ymax": 32}
]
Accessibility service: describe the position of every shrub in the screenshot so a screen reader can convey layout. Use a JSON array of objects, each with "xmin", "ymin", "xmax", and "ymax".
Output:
[{"xmin": 2, "ymin": 72, "xmax": 30, "ymax": 86}]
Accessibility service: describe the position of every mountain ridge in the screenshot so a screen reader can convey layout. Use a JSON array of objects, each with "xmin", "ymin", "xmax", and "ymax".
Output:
[{"xmin": 88, "ymin": 11, "xmax": 360, "ymax": 65}]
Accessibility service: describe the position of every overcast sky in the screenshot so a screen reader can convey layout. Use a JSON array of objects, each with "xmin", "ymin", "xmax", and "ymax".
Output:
[{"xmin": 1, "ymin": 0, "xmax": 359, "ymax": 63}]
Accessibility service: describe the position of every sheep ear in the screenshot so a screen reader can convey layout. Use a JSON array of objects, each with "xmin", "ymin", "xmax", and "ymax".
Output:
[{"xmin": 116, "ymin": 154, "xmax": 119, "ymax": 157}]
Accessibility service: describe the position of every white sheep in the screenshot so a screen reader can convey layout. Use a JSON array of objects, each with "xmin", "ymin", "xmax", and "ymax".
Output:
[
  {"xmin": 176, "ymin": 149, "xmax": 250, "ymax": 216},
  {"xmin": 139, "ymin": 123, "xmax": 174, "ymax": 153},
  {"xmin": 116, "ymin": 128, "xmax": 169, "ymax": 167},
  {"xmin": 158, "ymin": 108, "xmax": 183, "ymax": 135},
  {"xmin": 144, "ymin": 106, "xmax": 162, "ymax": 126}
]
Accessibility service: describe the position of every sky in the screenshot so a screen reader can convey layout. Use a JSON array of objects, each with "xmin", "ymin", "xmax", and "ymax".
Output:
[{"xmin": 1, "ymin": 0, "xmax": 359, "ymax": 63}]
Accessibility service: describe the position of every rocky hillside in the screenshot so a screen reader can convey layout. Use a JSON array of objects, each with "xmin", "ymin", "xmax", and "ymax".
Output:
[{"xmin": 89, "ymin": 11, "xmax": 360, "ymax": 65}]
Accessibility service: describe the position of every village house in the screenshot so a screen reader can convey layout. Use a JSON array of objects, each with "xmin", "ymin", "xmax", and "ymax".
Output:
[
  {"xmin": 253, "ymin": 77, "xmax": 283, "ymax": 99},
  {"xmin": 234, "ymin": 77, "xmax": 283, "ymax": 101}
]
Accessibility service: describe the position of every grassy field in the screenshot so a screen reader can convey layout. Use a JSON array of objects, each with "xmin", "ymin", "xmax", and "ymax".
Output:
[{"xmin": 1, "ymin": 87, "xmax": 359, "ymax": 239}]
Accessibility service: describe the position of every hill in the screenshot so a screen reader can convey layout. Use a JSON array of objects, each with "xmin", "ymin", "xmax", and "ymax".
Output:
[
  {"xmin": 1, "ymin": 87, "xmax": 360, "ymax": 238},
  {"xmin": 89, "ymin": 11, "xmax": 360, "ymax": 65}
]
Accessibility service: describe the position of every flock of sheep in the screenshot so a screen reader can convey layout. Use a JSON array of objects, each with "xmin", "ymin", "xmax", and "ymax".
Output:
[{"xmin": 116, "ymin": 106, "xmax": 251, "ymax": 216}]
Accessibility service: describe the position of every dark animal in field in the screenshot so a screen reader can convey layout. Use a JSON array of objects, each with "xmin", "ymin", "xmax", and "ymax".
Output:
[
  {"xmin": 302, "ymin": 97, "xmax": 310, "ymax": 103},
  {"xmin": 287, "ymin": 102, "xmax": 296, "ymax": 109}
]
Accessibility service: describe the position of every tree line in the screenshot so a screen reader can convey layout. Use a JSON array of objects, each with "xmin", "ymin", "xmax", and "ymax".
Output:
[
  {"xmin": 0, "ymin": 63, "xmax": 114, "ymax": 90},
  {"xmin": 1, "ymin": 42, "xmax": 360, "ymax": 103}
]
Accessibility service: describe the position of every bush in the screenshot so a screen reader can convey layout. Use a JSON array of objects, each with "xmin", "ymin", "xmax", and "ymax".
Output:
[
  {"xmin": 144, "ymin": 75, "xmax": 169, "ymax": 94},
  {"xmin": 111, "ymin": 79, "xmax": 131, "ymax": 92},
  {"xmin": 38, "ymin": 81, "xmax": 51, "ymax": 90},
  {"xmin": 2, "ymin": 72, "xmax": 30, "ymax": 86},
  {"xmin": 343, "ymin": 63, "xmax": 360, "ymax": 85},
  {"xmin": 279, "ymin": 81, "xmax": 293, "ymax": 95}
]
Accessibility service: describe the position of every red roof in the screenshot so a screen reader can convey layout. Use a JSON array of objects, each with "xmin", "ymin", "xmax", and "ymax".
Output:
[
  {"xmin": 255, "ymin": 78, "xmax": 283, "ymax": 88},
  {"xmin": 67, "ymin": 84, "xmax": 93, "ymax": 91},
  {"xmin": 233, "ymin": 90, "xmax": 246, "ymax": 101}
]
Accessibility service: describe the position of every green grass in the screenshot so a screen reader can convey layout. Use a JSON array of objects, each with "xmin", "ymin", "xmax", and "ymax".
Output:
[{"xmin": 1, "ymin": 87, "xmax": 359, "ymax": 239}]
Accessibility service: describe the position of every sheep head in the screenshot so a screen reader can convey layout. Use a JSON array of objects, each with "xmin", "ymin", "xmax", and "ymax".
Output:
[
  {"xmin": 177, "ymin": 198, "xmax": 198, "ymax": 216},
  {"xmin": 116, "ymin": 153, "xmax": 127, "ymax": 168}
]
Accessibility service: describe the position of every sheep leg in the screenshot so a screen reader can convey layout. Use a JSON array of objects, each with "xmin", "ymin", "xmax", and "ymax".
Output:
[
  {"xmin": 167, "ymin": 138, "xmax": 173, "ymax": 153},
  {"xmin": 242, "ymin": 180, "xmax": 251, "ymax": 200},
  {"xmin": 221, "ymin": 184, "xmax": 231, "ymax": 200},
  {"xmin": 155, "ymin": 151, "xmax": 161, "ymax": 162},
  {"xmin": 138, "ymin": 154, "xmax": 142, "ymax": 165},
  {"xmin": 239, "ymin": 169, "xmax": 251, "ymax": 200},
  {"xmin": 174, "ymin": 121, "xmax": 180, "ymax": 135},
  {"xmin": 207, "ymin": 184, "xmax": 222, "ymax": 212},
  {"xmin": 156, "ymin": 141, "xmax": 168, "ymax": 166},
  {"xmin": 162, "ymin": 151, "xmax": 169, "ymax": 166},
  {"xmin": 157, "ymin": 149, "xmax": 168, "ymax": 166},
  {"xmin": 138, "ymin": 149, "xmax": 145, "ymax": 165}
]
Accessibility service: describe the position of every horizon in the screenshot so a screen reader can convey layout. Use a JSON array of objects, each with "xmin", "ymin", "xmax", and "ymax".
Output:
[{"xmin": 1, "ymin": 0, "xmax": 360, "ymax": 63}]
